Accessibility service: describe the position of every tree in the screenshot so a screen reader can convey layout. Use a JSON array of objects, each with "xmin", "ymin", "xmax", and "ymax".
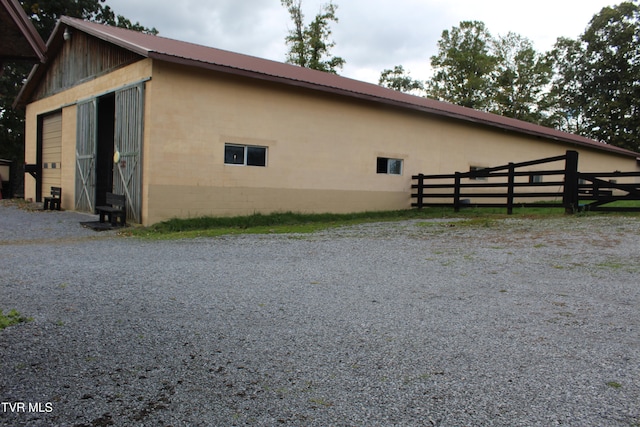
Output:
[
  {"xmin": 378, "ymin": 65, "xmax": 424, "ymax": 95},
  {"xmin": 547, "ymin": 2, "xmax": 640, "ymax": 151},
  {"xmin": 546, "ymin": 37, "xmax": 589, "ymax": 134},
  {"xmin": 281, "ymin": 0, "xmax": 345, "ymax": 73},
  {"xmin": 0, "ymin": 0, "xmax": 157, "ymax": 197},
  {"xmin": 491, "ymin": 32, "xmax": 552, "ymax": 123},
  {"xmin": 427, "ymin": 21, "xmax": 554, "ymax": 123},
  {"xmin": 579, "ymin": 1, "xmax": 640, "ymax": 150},
  {"xmin": 20, "ymin": 0, "xmax": 157, "ymax": 39},
  {"xmin": 427, "ymin": 21, "xmax": 497, "ymax": 109}
]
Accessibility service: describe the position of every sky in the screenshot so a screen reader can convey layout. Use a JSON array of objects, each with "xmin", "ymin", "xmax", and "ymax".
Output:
[{"xmin": 102, "ymin": 0, "xmax": 617, "ymax": 84}]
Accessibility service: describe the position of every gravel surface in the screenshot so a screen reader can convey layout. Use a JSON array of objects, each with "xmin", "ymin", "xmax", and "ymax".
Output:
[{"xmin": 1, "ymin": 200, "xmax": 639, "ymax": 426}]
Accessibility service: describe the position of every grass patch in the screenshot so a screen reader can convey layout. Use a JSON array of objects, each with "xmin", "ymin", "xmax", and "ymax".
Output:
[
  {"xmin": 0, "ymin": 309, "xmax": 31, "ymax": 329},
  {"xmin": 124, "ymin": 204, "xmax": 634, "ymax": 239},
  {"xmin": 127, "ymin": 209, "xmax": 457, "ymax": 239}
]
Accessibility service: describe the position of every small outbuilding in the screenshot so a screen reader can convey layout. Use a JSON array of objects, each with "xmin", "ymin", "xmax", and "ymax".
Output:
[{"xmin": 15, "ymin": 17, "xmax": 640, "ymax": 225}]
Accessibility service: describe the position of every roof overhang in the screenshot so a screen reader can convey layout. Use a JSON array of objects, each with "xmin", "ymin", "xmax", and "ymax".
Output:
[{"xmin": 0, "ymin": 0, "xmax": 46, "ymax": 64}]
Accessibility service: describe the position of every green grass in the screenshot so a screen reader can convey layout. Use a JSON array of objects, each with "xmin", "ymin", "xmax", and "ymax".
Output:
[
  {"xmin": 128, "ymin": 209, "xmax": 453, "ymax": 239},
  {"xmin": 125, "ymin": 204, "xmax": 637, "ymax": 239},
  {"xmin": 0, "ymin": 309, "xmax": 31, "ymax": 329}
]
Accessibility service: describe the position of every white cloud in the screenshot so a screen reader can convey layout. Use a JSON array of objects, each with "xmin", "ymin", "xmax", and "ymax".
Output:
[{"xmin": 103, "ymin": 0, "xmax": 616, "ymax": 83}]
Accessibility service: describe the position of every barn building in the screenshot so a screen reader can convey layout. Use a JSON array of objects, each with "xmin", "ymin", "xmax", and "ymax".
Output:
[{"xmin": 15, "ymin": 17, "xmax": 640, "ymax": 225}]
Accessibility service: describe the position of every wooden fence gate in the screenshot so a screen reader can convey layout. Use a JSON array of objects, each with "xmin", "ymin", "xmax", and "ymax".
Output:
[{"xmin": 411, "ymin": 150, "xmax": 640, "ymax": 214}]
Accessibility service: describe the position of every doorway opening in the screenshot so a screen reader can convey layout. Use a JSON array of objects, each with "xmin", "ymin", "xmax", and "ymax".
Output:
[{"xmin": 95, "ymin": 93, "xmax": 115, "ymax": 209}]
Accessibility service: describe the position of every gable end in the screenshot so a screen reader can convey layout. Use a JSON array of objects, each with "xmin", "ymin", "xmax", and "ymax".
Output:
[{"xmin": 31, "ymin": 30, "xmax": 142, "ymax": 101}]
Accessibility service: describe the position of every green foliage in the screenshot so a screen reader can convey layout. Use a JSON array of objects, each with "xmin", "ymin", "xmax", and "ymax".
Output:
[
  {"xmin": 579, "ymin": 1, "xmax": 640, "ymax": 151},
  {"xmin": 130, "ymin": 209, "xmax": 446, "ymax": 238},
  {"xmin": 0, "ymin": 309, "xmax": 31, "ymax": 329},
  {"xmin": 281, "ymin": 0, "xmax": 345, "ymax": 73},
  {"xmin": 418, "ymin": 4, "xmax": 640, "ymax": 153},
  {"xmin": 547, "ymin": 2, "xmax": 640, "ymax": 151},
  {"xmin": 427, "ymin": 21, "xmax": 552, "ymax": 122},
  {"xmin": 491, "ymin": 32, "xmax": 553, "ymax": 123},
  {"xmin": 428, "ymin": 21, "xmax": 498, "ymax": 110},
  {"xmin": 128, "ymin": 206, "xmax": 586, "ymax": 239},
  {"xmin": 546, "ymin": 37, "xmax": 590, "ymax": 134},
  {"xmin": 20, "ymin": 0, "xmax": 157, "ymax": 39},
  {"xmin": 0, "ymin": 63, "xmax": 31, "ymax": 171},
  {"xmin": 140, "ymin": 210, "xmax": 423, "ymax": 231},
  {"xmin": 378, "ymin": 65, "xmax": 425, "ymax": 94}
]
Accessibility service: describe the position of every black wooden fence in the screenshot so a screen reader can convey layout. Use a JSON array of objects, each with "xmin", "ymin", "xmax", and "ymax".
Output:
[{"xmin": 411, "ymin": 150, "xmax": 640, "ymax": 214}]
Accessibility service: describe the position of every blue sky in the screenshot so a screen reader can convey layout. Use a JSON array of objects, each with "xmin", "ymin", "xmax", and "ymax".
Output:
[{"xmin": 103, "ymin": 0, "xmax": 616, "ymax": 84}]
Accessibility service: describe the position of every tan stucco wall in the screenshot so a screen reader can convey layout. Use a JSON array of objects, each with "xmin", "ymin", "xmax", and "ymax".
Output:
[
  {"xmin": 24, "ymin": 59, "xmax": 152, "ymax": 210},
  {"xmin": 141, "ymin": 61, "xmax": 639, "ymax": 224}
]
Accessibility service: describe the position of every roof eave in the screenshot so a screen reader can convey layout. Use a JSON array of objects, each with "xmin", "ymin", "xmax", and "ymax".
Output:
[
  {"xmin": 1, "ymin": 0, "xmax": 46, "ymax": 63},
  {"xmin": 60, "ymin": 16, "xmax": 151, "ymax": 58}
]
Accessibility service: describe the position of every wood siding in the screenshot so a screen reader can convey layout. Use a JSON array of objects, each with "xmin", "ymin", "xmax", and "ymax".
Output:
[{"xmin": 32, "ymin": 31, "xmax": 141, "ymax": 101}]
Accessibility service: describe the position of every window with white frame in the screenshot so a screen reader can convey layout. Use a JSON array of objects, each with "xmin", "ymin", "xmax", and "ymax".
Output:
[
  {"xmin": 377, "ymin": 157, "xmax": 403, "ymax": 175},
  {"xmin": 224, "ymin": 144, "xmax": 267, "ymax": 166}
]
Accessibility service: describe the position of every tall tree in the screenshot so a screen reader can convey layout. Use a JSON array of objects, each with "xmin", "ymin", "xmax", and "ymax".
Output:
[
  {"xmin": 378, "ymin": 65, "xmax": 424, "ymax": 95},
  {"xmin": 546, "ymin": 37, "xmax": 589, "ymax": 134},
  {"xmin": 580, "ymin": 1, "xmax": 640, "ymax": 150},
  {"xmin": 427, "ymin": 21, "xmax": 554, "ymax": 124},
  {"xmin": 491, "ymin": 32, "xmax": 552, "ymax": 123},
  {"xmin": 281, "ymin": 0, "xmax": 345, "ymax": 73},
  {"xmin": 0, "ymin": 0, "xmax": 156, "ymax": 196},
  {"xmin": 427, "ymin": 21, "xmax": 497, "ymax": 109}
]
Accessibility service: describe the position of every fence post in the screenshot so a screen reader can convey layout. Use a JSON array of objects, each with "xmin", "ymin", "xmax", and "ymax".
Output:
[
  {"xmin": 454, "ymin": 172, "xmax": 461, "ymax": 212},
  {"xmin": 507, "ymin": 162, "xmax": 515, "ymax": 215},
  {"xmin": 563, "ymin": 150, "xmax": 579, "ymax": 214},
  {"xmin": 417, "ymin": 174, "xmax": 424, "ymax": 209}
]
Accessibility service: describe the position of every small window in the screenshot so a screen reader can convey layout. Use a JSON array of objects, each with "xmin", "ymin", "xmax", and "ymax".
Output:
[
  {"xmin": 377, "ymin": 157, "xmax": 403, "ymax": 175},
  {"xmin": 224, "ymin": 144, "xmax": 267, "ymax": 167},
  {"xmin": 529, "ymin": 174, "xmax": 543, "ymax": 184},
  {"xmin": 469, "ymin": 166, "xmax": 487, "ymax": 181}
]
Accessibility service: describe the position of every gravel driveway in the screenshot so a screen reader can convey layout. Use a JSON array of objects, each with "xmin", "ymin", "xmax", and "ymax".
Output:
[{"xmin": 1, "ymin": 201, "xmax": 639, "ymax": 426}]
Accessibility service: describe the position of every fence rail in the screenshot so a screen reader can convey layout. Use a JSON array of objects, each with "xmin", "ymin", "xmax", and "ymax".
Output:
[{"xmin": 411, "ymin": 150, "xmax": 640, "ymax": 214}]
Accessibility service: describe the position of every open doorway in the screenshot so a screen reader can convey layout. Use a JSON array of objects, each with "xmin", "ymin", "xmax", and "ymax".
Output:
[{"xmin": 95, "ymin": 93, "xmax": 115, "ymax": 209}]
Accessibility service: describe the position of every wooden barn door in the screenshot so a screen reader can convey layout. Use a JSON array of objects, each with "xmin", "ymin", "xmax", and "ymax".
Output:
[
  {"xmin": 75, "ymin": 99, "xmax": 97, "ymax": 213},
  {"xmin": 113, "ymin": 83, "xmax": 144, "ymax": 223}
]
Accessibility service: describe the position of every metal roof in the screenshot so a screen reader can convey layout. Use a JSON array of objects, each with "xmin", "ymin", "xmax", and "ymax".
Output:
[
  {"xmin": 0, "ymin": 0, "xmax": 46, "ymax": 65},
  {"xmin": 17, "ymin": 16, "xmax": 640, "ymax": 159}
]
